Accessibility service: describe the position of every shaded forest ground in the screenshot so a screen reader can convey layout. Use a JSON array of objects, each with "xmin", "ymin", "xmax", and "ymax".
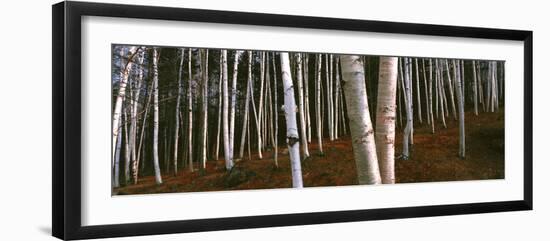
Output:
[{"xmin": 113, "ymin": 110, "xmax": 504, "ymax": 195}]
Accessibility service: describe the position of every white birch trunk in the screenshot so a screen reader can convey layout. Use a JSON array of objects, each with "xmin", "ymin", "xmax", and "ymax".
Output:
[
  {"xmin": 304, "ymin": 55, "xmax": 312, "ymax": 143},
  {"xmin": 215, "ymin": 53, "xmax": 222, "ymax": 160},
  {"xmin": 229, "ymin": 51, "xmax": 242, "ymax": 160},
  {"xmin": 444, "ymin": 60, "xmax": 458, "ymax": 120},
  {"xmin": 326, "ymin": 54, "xmax": 334, "ymax": 141},
  {"xmin": 422, "ymin": 59, "xmax": 430, "ymax": 125},
  {"xmin": 134, "ymin": 78, "xmax": 153, "ymax": 184},
  {"xmin": 334, "ymin": 57, "xmax": 341, "ymax": 139},
  {"xmin": 130, "ymin": 49, "xmax": 144, "ymax": 183},
  {"xmin": 172, "ymin": 48, "xmax": 184, "ymax": 176},
  {"xmin": 280, "ymin": 52, "xmax": 303, "ymax": 188},
  {"xmin": 112, "ymin": 46, "xmax": 137, "ymax": 170},
  {"xmin": 152, "ymin": 48, "xmax": 163, "ymax": 184},
  {"xmin": 113, "ymin": 124, "xmax": 122, "ymax": 188},
  {"xmin": 427, "ymin": 59, "xmax": 435, "ymax": 133},
  {"xmin": 124, "ymin": 109, "xmax": 130, "ymax": 183},
  {"xmin": 438, "ymin": 60, "xmax": 447, "ymax": 128},
  {"xmin": 376, "ymin": 57, "xmax": 398, "ymax": 184},
  {"xmin": 315, "ymin": 54, "xmax": 324, "ymax": 154},
  {"xmin": 453, "ymin": 60, "xmax": 466, "ymax": 158},
  {"xmin": 415, "ymin": 58, "xmax": 422, "ymax": 124},
  {"xmin": 340, "ymin": 55, "xmax": 381, "ymax": 185},
  {"xmin": 295, "ymin": 53, "xmax": 310, "ymax": 158},
  {"xmin": 472, "ymin": 60, "xmax": 478, "ymax": 115},
  {"xmin": 239, "ymin": 51, "xmax": 252, "ymax": 159},
  {"xmin": 187, "ymin": 48, "xmax": 194, "ymax": 172},
  {"xmin": 200, "ymin": 50, "xmax": 209, "ymax": 168},
  {"xmin": 257, "ymin": 52, "xmax": 265, "ymax": 159},
  {"xmin": 271, "ymin": 54, "xmax": 279, "ymax": 167},
  {"xmin": 221, "ymin": 50, "xmax": 234, "ymax": 170},
  {"xmin": 402, "ymin": 58, "xmax": 413, "ymax": 159}
]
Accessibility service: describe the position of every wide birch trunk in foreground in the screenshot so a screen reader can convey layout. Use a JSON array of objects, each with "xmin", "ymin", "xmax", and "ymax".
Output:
[
  {"xmin": 280, "ymin": 52, "xmax": 303, "ymax": 188},
  {"xmin": 375, "ymin": 57, "xmax": 398, "ymax": 184},
  {"xmin": 339, "ymin": 55, "xmax": 381, "ymax": 185}
]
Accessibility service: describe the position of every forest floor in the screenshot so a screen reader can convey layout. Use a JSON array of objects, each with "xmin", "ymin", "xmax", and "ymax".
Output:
[{"xmin": 114, "ymin": 110, "xmax": 504, "ymax": 195}]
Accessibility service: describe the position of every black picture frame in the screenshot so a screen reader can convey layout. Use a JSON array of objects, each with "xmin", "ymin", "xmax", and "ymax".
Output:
[{"xmin": 52, "ymin": 1, "xmax": 533, "ymax": 240}]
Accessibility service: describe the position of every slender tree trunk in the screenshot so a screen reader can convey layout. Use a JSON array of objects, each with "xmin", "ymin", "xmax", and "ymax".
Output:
[
  {"xmin": 304, "ymin": 54, "xmax": 311, "ymax": 143},
  {"xmin": 414, "ymin": 58, "xmax": 422, "ymax": 124},
  {"xmin": 124, "ymin": 108, "xmax": 131, "ymax": 183},
  {"xmin": 135, "ymin": 78, "xmax": 153, "ymax": 184},
  {"xmin": 187, "ymin": 48, "xmax": 194, "ymax": 172},
  {"xmin": 436, "ymin": 59, "xmax": 447, "ymax": 128},
  {"xmin": 112, "ymin": 46, "xmax": 138, "ymax": 170},
  {"xmin": 402, "ymin": 58, "xmax": 413, "ymax": 160},
  {"xmin": 422, "ymin": 59, "xmax": 430, "ymax": 125},
  {"xmin": 280, "ymin": 52, "xmax": 303, "ymax": 188},
  {"xmin": 334, "ymin": 57, "xmax": 341, "ymax": 139},
  {"xmin": 113, "ymin": 126, "xmax": 122, "ymax": 188},
  {"xmin": 239, "ymin": 51, "xmax": 252, "ymax": 159},
  {"xmin": 315, "ymin": 54, "xmax": 324, "ymax": 154},
  {"xmin": 272, "ymin": 54, "xmax": 279, "ymax": 167},
  {"xmin": 427, "ymin": 59, "xmax": 435, "ymax": 133},
  {"xmin": 453, "ymin": 60, "xmax": 466, "ymax": 158},
  {"xmin": 444, "ymin": 60, "xmax": 457, "ymax": 120},
  {"xmin": 256, "ymin": 52, "xmax": 265, "ymax": 159},
  {"xmin": 221, "ymin": 50, "xmax": 234, "ymax": 170},
  {"xmin": 172, "ymin": 48, "xmax": 184, "ymax": 176},
  {"xmin": 152, "ymin": 48, "xmax": 163, "ymax": 184},
  {"xmin": 200, "ymin": 50, "xmax": 209, "ymax": 168},
  {"xmin": 339, "ymin": 86, "xmax": 347, "ymax": 135},
  {"xmin": 340, "ymin": 55, "xmax": 381, "ymax": 185},
  {"xmin": 230, "ymin": 51, "xmax": 242, "ymax": 161},
  {"xmin": 215, "ymin": 53, "xmax": 222, "ymax": 160},
  {"xmin": 477, "ymin": 61, "xmax": 486, "ymax": 112},
  {"xmin": 326, "ymin": 54, "xmax": 334, "ymax": 141},
  {"xmin": 295, "ymin": 53, "xmax": 310, "ymax": 158},
  {"xmin": 130, "ymin": 49, "xmax": 144, "ymax": 184},
  {"xmin": 376, "ymin": 57, "xmax": 398, "ymax": 184},
  {"xmin": 472, "ymin": 60, "xmax": 478, "ymax": 115}
]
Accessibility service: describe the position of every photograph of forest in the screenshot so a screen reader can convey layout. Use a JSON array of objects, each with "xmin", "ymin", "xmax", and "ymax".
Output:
[{"xmin": 111, "ymin": 45, "xmax": 505, "ymax": 195}]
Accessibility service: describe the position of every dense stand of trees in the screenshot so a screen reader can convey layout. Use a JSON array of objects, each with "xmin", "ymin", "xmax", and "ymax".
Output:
[{"xmin": 112, "ymin": 45, "xmax": 504, "ymax": 189}]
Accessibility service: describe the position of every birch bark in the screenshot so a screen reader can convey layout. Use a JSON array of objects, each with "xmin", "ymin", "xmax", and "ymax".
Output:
[
  {"xmin": 375, "ymin": 57, "xmax": 398, "ymax": 184},
  {"xmin": 280, "ymin": 52, "xmax": 303, "ymax": 188},
  {"xmin": 340, "ymin": 55, "xmax": 381, "ymax": 185}
]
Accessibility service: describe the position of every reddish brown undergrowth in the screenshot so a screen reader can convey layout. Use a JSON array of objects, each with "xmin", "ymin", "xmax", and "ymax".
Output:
[{"xmin": 114, "ymin": 110, "xmax": 504, "ymax": 195}]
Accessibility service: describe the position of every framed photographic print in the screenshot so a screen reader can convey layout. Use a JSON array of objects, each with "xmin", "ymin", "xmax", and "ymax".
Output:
[{"xmin": 52, "ymin": 1, "xmax": 533, "ymax": 240}]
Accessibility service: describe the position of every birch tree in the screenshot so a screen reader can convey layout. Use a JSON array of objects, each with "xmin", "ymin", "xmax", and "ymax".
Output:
[
  {"xmin": 340, "ymin": 55, "xmax": 381, "ymax": 185},
  {"xmin": 280, "ymin": 52, "xmax": 303, "ymax": 188},
  {"xmin": 472, "ymin": 60, "xmax": 478, "ymax": 115},
  {"xmin": 152, "ymin": 47, "xmax": 163, "ymax": 184},
  {"xmin": 271, "ymin": 54, "xmax": 279, "ymax": 167},
  {"xmin": 187, "ymin": 48, "xmax": 194, "ymax": 172},
  {"xmin": 454, "ymin": 60, "xmax": 466, "ymax": 158},
  {"xmin": 315, "ymin": 54, "xmax": 324, "ymax": 154},
  {"xmin": 256, "ymin": 52, "xmax": 265, "ymax": 159},
  {"xmin": 221, "ymin": 50, "xmax": 234, "ymax": 170},
  {"xmin": 111, "ymin": 46, "xmax": 138, "ymax": 170},
  {"xmin": 295, "ymin": 53, "xmax": 310, "ymax": 158},
  {"xmin": 172, "ymin": 48, "xmax": 184, "ymax": 176},
  {"xmin": 229, "ymin": 51, "xmax": 242, "ymax": 162},
  {"xmin": 402, "ymin": 58, "xmax": 413, "ymax": 160},
  {"xmin": 215, "ymin": 53, "xmax": 223, "ymax": 160},
  {"xmin": 239, "ymin": 51, "xmax": 252, "ymax": 159},
  {"xmin": 375, "ymin": 57, "xmax": 398, "ymax": 184}
]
